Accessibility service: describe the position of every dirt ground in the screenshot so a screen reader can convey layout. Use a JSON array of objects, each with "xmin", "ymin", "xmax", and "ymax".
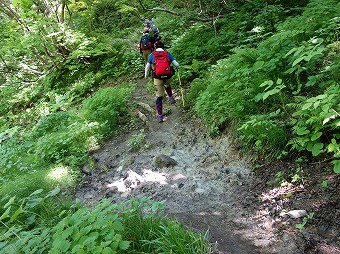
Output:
[{"xmin": 76, "ymin": 77, "xmax": 340, "ymax": 254}]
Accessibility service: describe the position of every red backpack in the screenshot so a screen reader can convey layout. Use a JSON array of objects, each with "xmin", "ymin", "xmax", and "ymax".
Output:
[{"xmin": 153, "ymin": 50, "xmax": 172, "ymax": 79}]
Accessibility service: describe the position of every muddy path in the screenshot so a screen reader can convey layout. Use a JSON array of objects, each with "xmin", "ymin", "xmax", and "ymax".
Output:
[{"xmin": 76, "ymin": 78, "xmax": 340, "ymax": 254}]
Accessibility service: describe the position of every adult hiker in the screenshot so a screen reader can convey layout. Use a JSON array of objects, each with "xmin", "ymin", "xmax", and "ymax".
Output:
[
  {"xmin": 144, "ymin": 19, "xmax": 160, "ymax": 42},
  {"xmin": 139, "ymin": 27, "xmax": 153, "ymax": 67},
  {"xmin": 144, "ymin": 41, "xmax": 179, "ymax": 123}
]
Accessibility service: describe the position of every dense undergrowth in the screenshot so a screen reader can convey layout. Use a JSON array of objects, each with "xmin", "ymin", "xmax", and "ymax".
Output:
[{"xmin": 0, "ymin": 0, "xmax": 339, "ymax": 252}]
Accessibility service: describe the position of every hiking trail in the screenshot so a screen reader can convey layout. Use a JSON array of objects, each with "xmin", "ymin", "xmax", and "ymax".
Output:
[{"xmin": 76, "ymin": 78, "xmax": 340, "ymax": 254}]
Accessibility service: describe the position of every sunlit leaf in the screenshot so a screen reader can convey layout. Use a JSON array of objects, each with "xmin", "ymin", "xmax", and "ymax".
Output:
[
  {"xmin": 0, "ymin": 207, "xmax": 11, "ymax": 220},
  {"xmin": 302, "ymin": 102, "xmax": 313, "ymax": 110},
  {"xmin": 4, "ymin": 197, "xmax": 16, "ymax": 208},
  {"xmin": 29, "ymin": 189, "xmax": 43, "ymax": 196},
  {"xmin": 262, "ymin": 88, "xmax": 280, "ymax": 100}
]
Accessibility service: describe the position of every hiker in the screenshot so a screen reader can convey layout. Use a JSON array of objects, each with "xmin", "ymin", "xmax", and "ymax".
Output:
[
  {"xmin": 144, "ymin": 41, "xmax": 179, "ymax": 123},
  {"xmin": 139, "ymin": 28, "xmax": 153, "ymax": 67},
  {"xmin": 144, "ymin": 19, "xmax": 160, "ymax": 42}
]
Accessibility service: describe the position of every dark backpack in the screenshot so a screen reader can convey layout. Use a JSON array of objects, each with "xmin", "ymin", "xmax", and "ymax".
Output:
[
  {"xmin": 153, "ymin": 50, "xmax": 172, "ymax": 79},
  {"xmin": 140, "ymin": 34, "xmax": 152, "ymax": 50}
]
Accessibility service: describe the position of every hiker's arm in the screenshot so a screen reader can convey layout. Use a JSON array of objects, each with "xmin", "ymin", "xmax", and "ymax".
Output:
[
  {"xmin": 168, "ymin": 52, "xmax": 179, "ymax": 68},
  {"xmin": 172, "ymin": 60, "xmax": 179, "ymax": 68},
  {"xmin": 145, "ymin": 63, "xmax": 151, "ymax": 78}
]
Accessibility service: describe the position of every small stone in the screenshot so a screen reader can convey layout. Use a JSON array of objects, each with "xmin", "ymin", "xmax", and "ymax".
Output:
[
  {"xmin": 286, "ymin": 210, "xmax": 308, "ymax": 219},
  {"xmin": 81, "ymin": 164, "xmax": 91, "ymax": 174}
]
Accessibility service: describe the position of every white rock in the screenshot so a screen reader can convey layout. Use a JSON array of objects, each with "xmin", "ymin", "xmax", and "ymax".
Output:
[{"xmin": 286, "ymin": 210, "xmax": 308, "ymax": 219}]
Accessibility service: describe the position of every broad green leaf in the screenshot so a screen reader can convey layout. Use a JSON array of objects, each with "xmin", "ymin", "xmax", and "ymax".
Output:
[
  {"xmin": 45, "ymin": 188, "xmax": 61, "ymax": 198},
  {"xmin": 292, "ymin": 56, "xmax": 305, "ymax": 66},
  {"xmin": 25, "ymin": 198, "xmax": 43, "ymax": 208},
  {"xmin": 302, "ymin": 102, "xmax": 313, "ymax": 110},
  {"xmin": 4, "ymin": 196, "xmax": 16, "ymax": 208},
  {"xmin": 321, "ymin": 104, "xmax": 330, "ymax": 112},
  {"xmin": 62, "ymin": 227, "xmax": 74, "ymax": 239},
  {"xmin": 10, "ymin": 206, "xmax": 24, "ymax": 222},
  {"xmin": 29, "ymin": 189, "xmax": 43, "ymax": 196},
  {"xmin": 311, "ymin": 38, "xmax": 324, "ymax": 44},
  {"xmin": 285, "ymin": 66, "xmax": 298, "ymax": 74},
  {"xmin": 26, "ymin": 214, "xmax": 36, "ymax": 225},
  {"xmin": 259, "ymin": 80, "xmax": 273, "ymax": 88},
  {"xmin": 313, "ymin": 100, "xmax": 320, "ymax": 109},
  {"xmin": 315, "ymin": 94, "xmax": 327, "ymax": 100},
  {"xmin": 323, "ymin": 114, "xmax": 336, "ymax": 125},
  {"xmin": 119, "ymin": 240, "xmax": 130, "ymax": 250},
  {"xmin": 335, "ymin": 120, "xmax": 340, "ymax": 127},
  {"xmin": 306, "ymin": 78, "xmax": 317, "ymax": 87},
  {"xmin": 253, "ymin": 61, "xmax": 264, "ymax": 71},
  {"xmin": 296, "ymin": 127, "xmax": 310, "ymax": 135},
  {"xmin": 262, "ymin": 88, "xmax": 280, "ymax": 100},
  {"xmin": 293, "ymin": 46, "xmax": 305, "ymax": 56},
  {"xmin": 0, "ymin": 207, "xmax": 11, "ymax": 220},
  {"xmin": 333, "ymin": 160, "xmax": 340, "ymax": 173},
  {"xmin": 0, "ymin": 242, "xmax": 7, "ymax": 249},
  {"xmin": 102, "ymin": 247, "xmax": 113, "ymax": 254},
  {"xmin": 53, "ymin": 238, "xmax": 71, "ymax": 252},
  {"xmin": 311, "ymin": 132, "xmax": 322, "ymax": 141},
  {"xmin": 112, "ymin": 220, "xmax": 123, "ymax": 231},
  {"xmin": 71, "ymin": 244, "xmax": 82, "ymax": 253},
  {"xmin": 285, "ymin": 47, "xmax": 296, "ymax": 57},
  {"xmin": 311, "ymin": 143, "xmax": 324, "ymax": 156}
]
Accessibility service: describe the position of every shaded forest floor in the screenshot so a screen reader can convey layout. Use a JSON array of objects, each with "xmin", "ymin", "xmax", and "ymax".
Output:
[{"xmin": 76, "ymin": 77, "xmax": 340, "ymax": 254}]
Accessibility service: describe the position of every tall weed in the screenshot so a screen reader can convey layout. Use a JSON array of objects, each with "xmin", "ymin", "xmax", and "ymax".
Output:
[{"xmin": 81, "ymin": 83, "xmax": 135, "ymax": 136}]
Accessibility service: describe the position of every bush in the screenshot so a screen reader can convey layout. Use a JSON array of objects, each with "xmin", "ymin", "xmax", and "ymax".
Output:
[
  {"xmin": 0, "ymin": 195, "xmax": 213, "ymax": 254},
  {"xmin": 81, "ymin": 84, "xmax": 135, "ymax": 136}
]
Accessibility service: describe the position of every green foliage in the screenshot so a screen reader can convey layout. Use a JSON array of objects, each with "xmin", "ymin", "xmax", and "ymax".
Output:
[
  {"xmin": 1, "ymin": 194, "xmax": 211, "ymax": 254},
  {"xmin": 295, "ymin": 212, "xmax": 314, "ymax": 230},
  {"xmin": 0, "ymin": 166, "xmax": 74, "ymax": 199},
  {"xmin": 127, "ymin": 129, "xmax": 148, "ymax": 151},
  {"xmin": 0, "ymin": 188, "xmax": 69, "ymax": 254},
  {"xmin": 51, "ymin": 199, "xmax": 130, "ymax": 254},
  {"xmin": 238, "ymin": 110, "xmax": 288, "ymax": 155},
  {"xmin": 288, "ymin": 84, "xmax": 340, "ymax": 172},
  {"xmin": 0, "ymin": 188, "xmax": 62, "ymax": 228},
  {"xmin": 192, "ymin": 0, "xmax": 340, "ymax": 170},
  {"xmin": 194, "ymin": 47, "xmax": 260, "ymax": 135},
  {"xmin": 81, "ymin": 84, "xmax": 135, "ymax": 136},
  {"xmin": 122, "ymin": 197, "xmax": 213, "ymax": 253},
  {"xmin": 78, "ymin": 0, "xmax": 140, "ymax": 34}
]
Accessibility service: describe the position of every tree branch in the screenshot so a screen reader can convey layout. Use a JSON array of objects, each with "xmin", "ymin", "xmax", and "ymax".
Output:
[{"xmin": 137, "ymin": 0, "xmax": 225, "ymax": 22}]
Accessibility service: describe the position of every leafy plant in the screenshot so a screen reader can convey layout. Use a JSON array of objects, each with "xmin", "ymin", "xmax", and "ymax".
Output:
[
  {"xmin": 288, "ymin": 83, "xmax": 340, "ymax": 172},
  {"xmin": 1, "ymin": 194, "xmax": 213, "ymax": 254},
  {"xmin": 81, "ymin": 84, "xmax": 135, "ymax": 136},
  {"xmin": 238, "ymin": 110, "xmax": 288, "ymax": 155},
  {"xmin": 320, "ymin": 180, "xmax": 328, "ymax": 188},
  {"xmin": 51, "ymin": 199, "xmax": 130, "ymax": 254},
  {"xmin": 0, "ymin": 188, "xmax": 66, "ymax": 253},
  {"xmin": 295, "ymin": 212, "xmax": 314, "ymax": 230},
  {"xmin": 127, "ymin": 129, "xmax": 148, "ymax": 151},
  {"xmin": 122, "ymin": 197, "xmax": 214, "ymax": 253}
]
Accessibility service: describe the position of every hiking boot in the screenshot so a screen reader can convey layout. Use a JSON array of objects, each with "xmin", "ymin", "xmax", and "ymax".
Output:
[
  {"xmin": 157, "ymin": 115, "xmax": 163, "ymax": 123},
  {"xmin": 169, "ymin": 96, "xmax": 175, "ymax": 104}
]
